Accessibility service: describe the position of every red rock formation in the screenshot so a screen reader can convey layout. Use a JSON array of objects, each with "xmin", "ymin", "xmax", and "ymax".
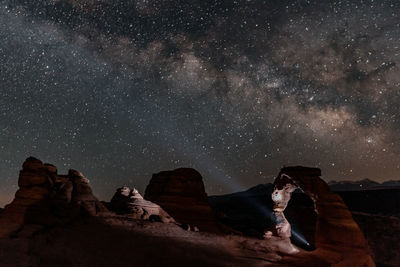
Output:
[
  {"xmin": 0, "ymin": 157, "xmax": 108, "ymax": 238},
  {"xmin": 144, "ymin": 168, "xmax": 221, "ymax": 233},
  {"xmin": 270, "ymin": 166, "xmax": 375, "ymax": 266}
]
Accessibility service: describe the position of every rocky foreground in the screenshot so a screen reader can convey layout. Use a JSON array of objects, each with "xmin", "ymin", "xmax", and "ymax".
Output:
[{"xmin": 0, "ymin": 157, "xmax": 377, "ymax": 266}]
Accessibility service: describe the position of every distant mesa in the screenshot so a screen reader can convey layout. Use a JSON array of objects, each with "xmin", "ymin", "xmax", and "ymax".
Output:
[
  {"xmin": 381, "ymin": 180, "xmax": 400, "ymax": 187},
  {"xmin": 328, "ymin": 178, "xmax": 380, "ymax": 191},
  {"xmin": 144, "ymin": 168, "xmax": 222, "ymax": 233},
  {"xmin": 329, "ymin": 178, "xmax": 400, "ymax": 191},
  {"xmin": 109, "ymin": 186, "xmax": 175, "ymax": 223}
]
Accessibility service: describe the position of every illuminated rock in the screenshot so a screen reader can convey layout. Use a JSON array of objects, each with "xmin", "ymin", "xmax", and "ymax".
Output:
[
  {"xmin": 269, "ymin": 166, "xmax": 375, "ymax": 265},
  {"xmin": 270, "ymin": 174, "xmax": 298, "ymax": 242},
  {"xmin": 109, "ymin": 186, "xmax": 175, "ymax": 223}
]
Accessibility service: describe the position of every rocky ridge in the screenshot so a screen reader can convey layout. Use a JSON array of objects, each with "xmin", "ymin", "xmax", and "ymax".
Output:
[
  {"xmin": 0, "ymin": 157, "xmax": 108, "ymax": 238},
  {"xmin": 0, "ymin": 158, "xmax": 383, "ymax": 266}
]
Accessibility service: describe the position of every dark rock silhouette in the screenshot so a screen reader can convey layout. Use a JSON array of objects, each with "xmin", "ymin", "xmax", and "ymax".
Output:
[
  {"xmin": 0, "ymin": 157, "xmax": 108, "ymax": 238},
  {"xmin": 209, "ymin": 184, "xmax": 277, "ymax": 238},
  {"xmin": 144, "ymin": 168, "xmax": 221, "ymax": 233},
  {"xmin": 352, "ymin": 212, "xmax": 400, "ymax": 267},
  {"xmin": 109, "ymin": 186, "xmax": 175, "ymax": 223},
  {"xmin": 336, "ymin": 189, "xmax": 400, "ymax": 217}
]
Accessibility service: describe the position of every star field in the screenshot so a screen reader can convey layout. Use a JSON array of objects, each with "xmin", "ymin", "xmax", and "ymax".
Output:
[{"xmin": 1, "ymin": 0, "xmax": 400, "ymax": 205}]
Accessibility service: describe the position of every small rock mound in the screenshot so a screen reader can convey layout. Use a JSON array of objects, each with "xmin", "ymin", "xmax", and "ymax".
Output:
[
  {"xmin": 109, "ymin": 186, "xmax": 174, "ymax": 223},
  {"xmin": 0, "ymin": 157, "xmax": 108, "ymax": 238},
  {"xmin": 144, "ymin": 168, "xmax": 221, "ymax": 233}
]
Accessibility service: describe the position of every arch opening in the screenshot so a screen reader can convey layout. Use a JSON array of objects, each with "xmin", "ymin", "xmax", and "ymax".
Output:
[
  {"xmin": 285, "ymin": 187, "xmax": 317, "ymax": 251},
  {"xmin": 270, "ymin": 171, "xmax": 318, "ymax": 251}
]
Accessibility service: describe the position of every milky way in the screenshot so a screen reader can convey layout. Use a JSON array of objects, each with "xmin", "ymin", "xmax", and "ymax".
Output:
[{"xmin": 1, "ymin": 0, "xmax": 399, "ymax": 205}]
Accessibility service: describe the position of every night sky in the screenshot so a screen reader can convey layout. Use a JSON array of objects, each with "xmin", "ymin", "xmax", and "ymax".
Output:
[{"xmin": 1, "ymin": 0, "xmax": 399, "ymax": 206}]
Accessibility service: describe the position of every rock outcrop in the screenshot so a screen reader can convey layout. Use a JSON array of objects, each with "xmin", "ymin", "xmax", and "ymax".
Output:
[
  {"xmin": 144, "ymin": 168, "xmax": 220, "ymax": 233},
  {"xmin": 109, "ymin": 186, "xmax": 175, "ymax": 223},
  {"xmin": 0, "ymin": 157, "xmax": 108, "ymax": 238},
  {"xmin": 269, "ymin": 166, "xmax": 375, "ymax": 266}
]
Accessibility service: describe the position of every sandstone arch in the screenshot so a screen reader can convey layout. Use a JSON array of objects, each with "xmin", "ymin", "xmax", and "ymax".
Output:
[{"xmin": 270, "ymin": 166, "xmax": 375, "ymax": 265}]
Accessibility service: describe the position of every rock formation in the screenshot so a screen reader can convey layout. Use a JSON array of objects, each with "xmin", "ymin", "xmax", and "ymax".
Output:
[
  {"xmin": 144, "ymin": 168, "xmax": 221, "ymax": 233},
  {"xmin": 0, "ymin": 157, "xmax": 108, "ymax": 238},
  {"xmin": 268, "ymin": 166, "xmax": 375, "ymax": 266},
  {"xmin": 109, "ymin": 186, "xmax": 175, "ymax": 223}
]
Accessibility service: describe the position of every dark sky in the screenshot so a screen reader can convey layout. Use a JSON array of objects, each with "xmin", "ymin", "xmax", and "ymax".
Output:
[{"xmin": 1, "ymin": 0, "xmax": 399, "ymax": 206}]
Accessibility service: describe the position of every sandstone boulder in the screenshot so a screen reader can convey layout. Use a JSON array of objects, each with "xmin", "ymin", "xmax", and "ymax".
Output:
[
  {"xmin": 144, "ymin": 168, "xmax": 220, "ymax": 233},
  {"xmin": 22, "ymin": 157, "xmax": 45, "ymax": 171}
]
